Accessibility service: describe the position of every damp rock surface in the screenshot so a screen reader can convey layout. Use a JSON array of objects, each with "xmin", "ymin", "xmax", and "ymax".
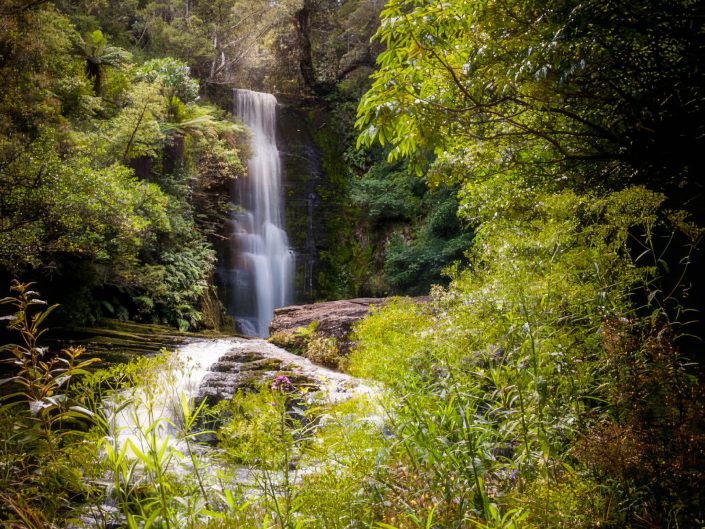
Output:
[
  {"xmin": 269, "ymin": 298, "xmax": 387, "ymax": 353},
  {"xmin": 191, "ymin": 337, "xmax": 375, "ymax": 405}
]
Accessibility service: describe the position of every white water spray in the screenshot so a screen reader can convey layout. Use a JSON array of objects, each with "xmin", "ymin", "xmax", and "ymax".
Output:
[
  {"xmin": 226, "ymin": 89, "xmax": 294, "ymax": 337},
  {"xmin": 107, "ymin": 341, "xmax": 237, "ymax": 453}
]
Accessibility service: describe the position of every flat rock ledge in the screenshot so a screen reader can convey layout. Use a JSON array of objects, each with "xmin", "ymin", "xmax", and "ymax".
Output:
[
  {"xmin": 269, "ymin": 298, "xmax": 387, "ymax": 354},
  {"xmin": 194, "ymin": 337, "xmax": 375, "ymax": 405}
]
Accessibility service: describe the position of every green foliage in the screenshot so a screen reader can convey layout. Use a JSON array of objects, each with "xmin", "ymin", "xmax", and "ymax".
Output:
[
  {"xmin": 356, "ymin": 0, "xmax": 705, "ymax": 206},
  {"xmin": 72, "ymin": 350, "xmax": 254, "ymax": 529},
  {"xmin": 103, "ymin": 360, "xmax": 210, "ymax": 528},
  {"xmin": 2, "ymin": 0, "xmax": 704, "ymax": 527},
  {"xmin": 101, "ymin": 81, "xmax": 167, "ymax": 162},
  {"xmin": 216, "ymin": 381, "xmax": 321, "ymax": 529},
  {"xmin": 269, "ymin": 322, "xmax": 344, "ymax": 369},
  {"xmin": 217, "ymin": 386, "xmax": 298, "ymax": 468},
  {"xmin": 348, "ymin": 155, "xmax": 474, "ymax": 295},
  {"xmin": 269, "ymin": 321, "xmax": 319, "ymax": 356},
  {"xmin": 349, "ymin": 186, "xmax": 704, "ymax": 527},
  {"xmin": 134, "ymin": 57, "xmax": 201, "ymax": 104},
  {"xmin": 0, "ymin": 1, "xmax": 247, "ymax": 329},
  {"xmin": 77, "ymin": 29, "xmax": 132, "ymax": 95},
  {"xmin": 0, "ymin": 282, "xmax": 100, "ymax": 420},
  {"xmin": 135, "ymin": 0, "xmax": 214, "ymax": 79},
  {"xmin": 351, "ymin": 163, "xmax": 420, "ymax": 224},
  {"xmin": 53, "ymin": 352, "xmax": 387, "ymax": 529},
  {"xmin": 352, "ymin": 1, "xmax": 705, "ymax": 525},
  {"xmin": 212, "ymin": 377, "xmax": 390, "ymax": 529},
  {"xmin": 0, "ymin": 282, "xmax": 99, "ymax": 524},
  {"xmin": 384, "ymin": 190, "xmax": 473, "ymax": 295},
  {"xmin": 0, "ymin": 133, "xmax": 169, "ymax": 271},
  {"xmin": 348, "ymin": 297, "xmax": 433, "ymax": 385},
  {"xmin": 124, "ymin": 237, "xmax": 216, "ymax": 330},
  {"xmin": 295, "ymin": 396, "xmax": 385, "ymax": 529},
  {"xmin": 303, "ymin": 334, "xmax": 342, "ymax": 369},
  {"xmin": 0, "ymin": 4, "xmax": 86, "ymax": 129},
  {"xmin": 175, "ymin": 104, "xmax": 247, "ymax": 195}
]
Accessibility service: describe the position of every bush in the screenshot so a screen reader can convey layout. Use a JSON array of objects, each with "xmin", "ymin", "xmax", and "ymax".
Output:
[
  {"xmin": 384, "ymin": 189, "xmax": 473, "ymax": 295},
  {"xmin": 0, "ymin": 282, "xmax": 99, "ymax": 524},
  {"xmin": 269, "ymin": 322, "xmax": 344, "ymax": 369},
  {"xmin": 349, "ymin": 186, "xmax": 705, "ymax": 528},
  {"xmin": 351, "ymin": 163, "xmax": 420, "ymax": 224}
]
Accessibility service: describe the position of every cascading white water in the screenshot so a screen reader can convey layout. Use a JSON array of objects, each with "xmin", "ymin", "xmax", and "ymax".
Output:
[
  {"xmin": 226, "ymin": 89, "xmax": 294, "ymax": 337},
  {"xmin": 108, "ymin": 341, "xmax": 237, "ymax": 453}
]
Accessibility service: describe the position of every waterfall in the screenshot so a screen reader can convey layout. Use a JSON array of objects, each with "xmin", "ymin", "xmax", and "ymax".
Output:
[{"xmin": 226, "ymin": 89, "xmax": 294, "ymax": 337}]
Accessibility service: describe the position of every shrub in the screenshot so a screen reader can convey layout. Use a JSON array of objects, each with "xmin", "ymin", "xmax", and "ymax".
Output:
[
  {"xmin": 349, "ymin": 186, "xmax": 705, "ymax": 527},
  {"xmin": 269, "ymin": 322, "xmax": 344, "ymax": 369},
  {"xmin": 0, "ymin": 281, "xmax": 99, "ymax": 524}
]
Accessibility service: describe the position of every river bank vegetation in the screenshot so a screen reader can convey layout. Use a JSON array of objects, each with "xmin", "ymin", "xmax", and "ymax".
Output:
[
  {"xmin": 349, "ymin": 0, "xmax": 705, "ymax": 526},
  {"xmin": 2, "ymin": 0, "xmax": 705, "ymax": 528}
]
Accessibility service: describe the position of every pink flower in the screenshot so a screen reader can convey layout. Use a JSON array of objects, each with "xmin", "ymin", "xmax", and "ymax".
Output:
[{"xmin": 272, "ymin": 375, "xmax": 292, "ymax": 390}]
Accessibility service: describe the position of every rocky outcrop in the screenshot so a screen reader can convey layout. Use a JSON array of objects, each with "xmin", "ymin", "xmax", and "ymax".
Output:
[
  {"xmin": 269, "ymin": 298, "xmax": 385, "ymax": 352},
  {"xmin": 266, "ymin": 298, "xmax": 387, "ymax": 370},
  {"xmin": 192, "ymin": 337, "xmax": 374, "ymax": 405}
]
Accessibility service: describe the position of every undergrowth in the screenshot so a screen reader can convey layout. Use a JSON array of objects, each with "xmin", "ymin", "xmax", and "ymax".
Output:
[
  {"xmin": 0, "ymin": 285, "xmax": 384, "ymax": 528},
  {"xmin": 3, "ymin": 181, "xmax": 704, "ymax": 529},
  {"xmin": 348, "ymin": 186, "xmax": 705, "ymax": 528}
]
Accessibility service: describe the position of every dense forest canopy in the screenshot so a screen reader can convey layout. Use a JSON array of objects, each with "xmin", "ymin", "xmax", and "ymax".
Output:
[
  {"xmin": 359, "ymin": 0, "xmax": 705, "ymax": 200},
  {"xmin": 0, "ymin": 0, "xmax": 253, "ymax": 328},
  {"xmin": 0, "ymin": 0, "xmax": 472, "ymax": 319},
  {"xmin": 1, "ymin": 0, "xmax": 704, "ymax": 527},
  {"xmin": 357, "ymin": 0, "xmax": 705, "ymax": 337}
]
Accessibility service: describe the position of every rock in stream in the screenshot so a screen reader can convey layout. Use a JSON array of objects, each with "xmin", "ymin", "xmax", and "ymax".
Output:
[{"xmin": 191, "ymin": 336, "xmax": 375, "ymax": 405}]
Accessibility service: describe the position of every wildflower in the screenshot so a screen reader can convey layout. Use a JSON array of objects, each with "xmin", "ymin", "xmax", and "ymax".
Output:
[{"xmin": 272, "ymin": 374, "xmax": 292, "ymax": 391}]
